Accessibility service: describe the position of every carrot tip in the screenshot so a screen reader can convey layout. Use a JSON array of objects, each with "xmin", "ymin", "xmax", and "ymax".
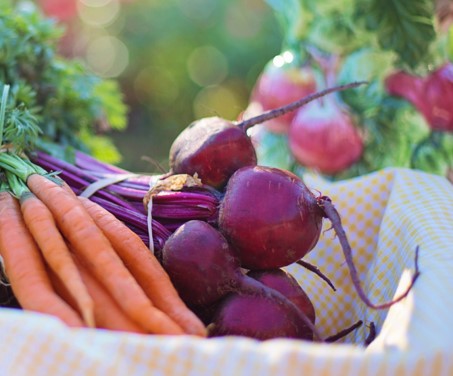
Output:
[{"xmin": 82, "ymin": 309, "xmax": 96, "ymax": 329}]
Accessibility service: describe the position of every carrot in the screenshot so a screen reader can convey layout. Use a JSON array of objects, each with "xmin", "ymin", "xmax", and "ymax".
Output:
[
  {"xmin": 26, "ymin": 173, "xmax": 185, "ymax": 335},
  {"xmin": 51, "ymin": 254, "xmax": 146, "ymax": 334},
  {"xmin": 0, "ymin": 191, "xmax": 84, "ymax": 327},
  {"xmin": 19, "ymin": 190, "xmax": 95, "ymax": 328},
  {"xmin": 79, "ymin": 196, "xmax": 207, "ymax": 337}
]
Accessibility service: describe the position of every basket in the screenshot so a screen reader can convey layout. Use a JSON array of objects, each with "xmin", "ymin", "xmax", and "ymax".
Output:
[{"xmin": 1, "ymin": 167, "xmax": 452, "ymax": 376}]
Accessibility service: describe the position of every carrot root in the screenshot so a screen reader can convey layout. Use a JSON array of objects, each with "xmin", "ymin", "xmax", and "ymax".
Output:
[
  {"xmin": 0, "ymin": 192, "xmax": 85, "ymax": 328},
  {"xmin": 20, "ymin": 191, "xmax": 96, "ymax": 328},
  {"xmin": 79, "ymin": 196, "xmax": 207, "ymax": 337},
  {"xmin": 51, "ymin": 254, "xmax": 146, "ymax": 334},
  {"xmin": 26, "ymin": 174, "xmax": 185, "ymax": 335}
]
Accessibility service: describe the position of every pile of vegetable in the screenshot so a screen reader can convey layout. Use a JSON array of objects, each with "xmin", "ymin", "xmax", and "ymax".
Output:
[
  {"xmin": 0, "ymin": 4, "xmax": 420, "ymax": 342},
  {"xmin": 26, "ymin": 110, "xmax": 420, "ymax": 342},
  {"xmin": 22, "ymin": 82, "xmax": 419, "ymax": 342},
  {"xmin": 0, "ymin": 4, "xmax": 205, "ymax": 336},
  {"xmin": 247, "ymin": 0, "xmax": 453, "ymax": 182}
]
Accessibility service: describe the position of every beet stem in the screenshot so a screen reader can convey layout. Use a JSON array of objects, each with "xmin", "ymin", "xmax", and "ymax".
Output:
[
  {"xmin": 318, "ymin": 197, "xmax": 421, "ymax": 310},
  {"xmin": 238, "ymin": 81, "xmax": 367, "ymax": 132},
  {"xmin": 325, "ymin": 320, "xmax": 363, "ymax": 343},
  {"xmin": 296, "ymin": 259, "xmax": 337, "ymax": 291}
]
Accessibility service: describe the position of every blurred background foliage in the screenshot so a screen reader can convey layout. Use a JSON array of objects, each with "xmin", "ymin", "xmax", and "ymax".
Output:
[{"xmin": 36, "ymin": 0, "xmax": 283, "ymax": 171}]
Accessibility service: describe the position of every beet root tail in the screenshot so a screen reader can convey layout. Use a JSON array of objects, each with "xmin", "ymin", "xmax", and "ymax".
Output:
[
  {"xmin": 296, "ymin": 259, "xmax": 336, "ymax": 292},
  {"xmin": 364, "ymin": 321, "xmax": 377, "ymax": 346},
  {"xmin": 317, "ymin": 196, "xmax": 421, "ymax": 310},
  {"xmin": 325, "ymin": 319, "xmax": 363, "ymax": 343}
]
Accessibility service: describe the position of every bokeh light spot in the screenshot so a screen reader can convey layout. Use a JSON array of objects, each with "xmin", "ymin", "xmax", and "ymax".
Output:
[
  {"xmin": 187, "ymin": 46, "xmax": 228, "ymax": 87},
  {"xmin": 272, "ymin": 55, "xmax": 285, "ymax": 68},
  {"xmin": 134, "ymin": 67, "xmax": 179, "ymax": 107},
  {"xmin": 77, "ymin": 0, "xmax": 120, "ymax": 27},
  {"xmin": 224, "ymin": 0, "xmax": 264, "ymax": 40},
  {"xmin": 85, "ymin": 36, "xmax": 129, "ymax": 77},
  {"xmin": 193, "ymin": 84, "xmax": 243, "ymax": 120},
  {"xmin": 79, "ymin": 0, "xmax": 113, "ymax": 7},
  {"xmin": 282, "ymin": 50, "xmax": 295, "ymax": 63}
]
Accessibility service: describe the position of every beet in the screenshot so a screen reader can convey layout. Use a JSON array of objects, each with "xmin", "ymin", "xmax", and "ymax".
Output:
[
  {"xmin": 386, "ymin": 63, "xmax": 453, "ymax": 132},
  {"xmin": 0, "ymin": 282, "xmax": 20, "ymax": 308},
  {"xmin": 247, "ymin": 269, "xmax": 316, "ymax": 325},
  {"xmin": 248, "ymin": 50, "xmax": 317, "ymax": 133},
  {"xmin": 296, "ymin": 259, "xmax": 336, "ymax": 291},
  {"xmin": 325, "ymin": 320, "xmax": 363, "ymax": 343},
  {"xmin": 161, "ymin": 220, "xmax": 319, "ymax": 339},
  {"xmin": 219, "ymin": 165, "xmax": 421, "ymax": 310},
  {"xmin": 247, "ymin": 268, "xmax": 316, "ymax": 339},
  {"xmin": 218, "ymin": 166, "xmax": 323, "ymax": 270},
  {"xmin": 189, "ymin": 301, "xmax": 220, "ymax": 326},
  {"xmin": 161, "ymin": 220, "xmax": 242, "ymax": 307},
  {"xmin": 169, "ymin": 82, "xmax": 366, "ymax": 189},
  {"xmin": 288, "ymin": 95, "xmax": 363, "ymax": 174},
  {"xmin": 208, "ymin": 292, "xmax": 313, "ymax": 341},
  {"xmin": 169, "ymin": 117, "xmax": 257, "ymax": 190}
]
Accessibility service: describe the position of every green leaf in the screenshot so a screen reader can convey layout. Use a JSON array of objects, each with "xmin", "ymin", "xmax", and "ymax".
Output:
[
  {"xmin": 4, "ymin": 105, "xmax": 42, "ymax": 152},
  {"xmin": 94, "ymin": 80, "xmax": 128, "ymax": 131},
  {"xmin": 254, "ymin": 128, "xmax": 295, "ymax": 171},
  {"xmin": 358, "ymin": 0, "xmax": 436, "ymax": 69},
  {"xmin": 264, "ymin": 0, "xmax": 308, "ymax": 48},
  {"xmin": 337, "ymin": 48, "xmax": 395, "ymax": 112},
  {"xmin": 80, "ymin": 132, "xmax": 123, "ymax": 165},
  {"xmin": 305, "ymin": 3, "xmax": 373, "ymax": 55},
  {"xmin": 332, "ymin": 97, "xmax": 431, "ymax": 181},
  {"xmin": 0, "ymin": 85, "xmax": 9, "ymax": 145},
  {"xmin": 411, "ymin": 131, "xmax": 453, "ymax": 177},
  {"xmin": 0, "ymin": 4, "xmax": 128, "ymax": 158},
  {"xmin": 447, "ymin": 25, "xmax": 453, "ymax": 62}
]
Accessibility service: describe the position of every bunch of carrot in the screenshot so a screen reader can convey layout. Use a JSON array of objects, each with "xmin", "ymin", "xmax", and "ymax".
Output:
[{"xmin": 0, "ymin": 152, "xmax": 207, "ymax": 337}]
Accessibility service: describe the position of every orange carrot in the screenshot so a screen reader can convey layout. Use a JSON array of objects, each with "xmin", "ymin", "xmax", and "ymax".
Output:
[
  {"xmin": 79, "ymin": 196, "xmax": 207, "ymax": 337},
  {"xmin": 0, "ymin": 191, "xmax": 84, "ymax": 327},
  {"xmin": 26, "ymin": 174, "xmax": 185, "ymax": 335},
  {"xmin": 19, "ymin": 191, "xmax": 95, "ymax": 327},
  {"xmin": 50, "ymin": 254, "xmax": 146, "ymax": 334}
]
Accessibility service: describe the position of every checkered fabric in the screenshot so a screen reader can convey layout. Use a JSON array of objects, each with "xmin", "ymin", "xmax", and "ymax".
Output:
[{"xmin": 0, "ymin": 167, "xmax": 452, "ymax": 376}]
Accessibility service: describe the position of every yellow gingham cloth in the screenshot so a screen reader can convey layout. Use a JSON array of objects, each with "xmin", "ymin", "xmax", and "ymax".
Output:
[{"xmin": 1, "ymin": 167, "xmax": 452, "ymax": 376}]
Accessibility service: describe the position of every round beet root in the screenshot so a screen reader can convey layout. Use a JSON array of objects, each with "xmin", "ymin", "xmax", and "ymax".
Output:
[
  {"xmin": 169, "ymin": 117, "xmax": 257, "ymax": 190},
  {"xmin": 208, "ymin": 292, "xmax": 313, "ymax": 341},
  {"xmin": 249, "ymin": 51, "xmax": 317, "ymax": 133},
  {"xmin": 218, "ymin": 165, "xmax": 323, "ymax": 270},
  {"xmin": 248, "ymin": 269, "xmax": 316, "ymax": 325},
  {"xmin": 161, "ymin": 220, "xmax": 243, "ymax": 307},
  {"xmin": 161, "ymin": 220, "xmax": 319, "ymax": 339},
  {"xmin": 288, "ymin": 97, "xmax": 363, "ymax": 174}
]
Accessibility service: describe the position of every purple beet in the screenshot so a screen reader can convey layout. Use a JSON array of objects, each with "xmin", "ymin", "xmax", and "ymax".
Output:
[
  {"xmin": 218, "ymin": 166, "xmax": 323, "ymax": 270},
  {"xmin": 161, "ymin": 220, "xmax": 243, "ymax": 307},
  {"xmin": 247, "ymin": 269, "xmax": 316, "ymax": 325},
  {"xmin": 161, "ymin": 220, "xmax": 319, "ymax": 339},
  {"xmin": 207, "ymin": 292, "xmax": 313, "ymax": 341},
  {"xmin": 218, "ymin": 165, "xmax": 421, "ymax": 310},
  {"xmin": 169, "ymin": 117, "xmax": 257, "ymax": 190},
  {"xmin": 169, "ymin": 83, "xmax": 365, "ymax": 190}
]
